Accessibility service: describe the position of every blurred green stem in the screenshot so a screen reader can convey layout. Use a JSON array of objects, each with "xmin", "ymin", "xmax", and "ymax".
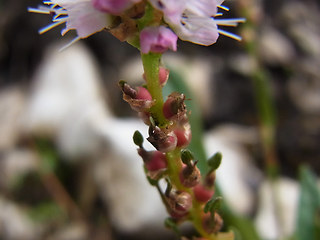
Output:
[{"xmin": 239, "ymin": 0, "xmax": 283, "ymax": 237}]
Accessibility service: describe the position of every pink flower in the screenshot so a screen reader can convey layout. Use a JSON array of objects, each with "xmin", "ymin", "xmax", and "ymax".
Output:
[
  {"xmin": 140, "ymin": 26, "xmax": 178, "ymax": 54},
  {"xmin": 92, "ymin": 0, "xmax": 141, "ymax": 15},
  {"xmin": 150, "ymin": 0, "xmax": 245, "ymax": 45},
  {"xmin": 28, "ymin": 0, "xmax": 110, "ymax": 49},
  {"xmin": 149, "ymin": 0, "xmax": 185, "ymax": 25}
]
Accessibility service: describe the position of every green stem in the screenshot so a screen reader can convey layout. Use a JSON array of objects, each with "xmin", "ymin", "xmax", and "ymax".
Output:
[
  {"xmin": 141, "ymin": 53, "xmax": 167, "ymax": 126},
  {"xmin": 166, "ymin": 149, "xmax": 184, "ymax": 190}
]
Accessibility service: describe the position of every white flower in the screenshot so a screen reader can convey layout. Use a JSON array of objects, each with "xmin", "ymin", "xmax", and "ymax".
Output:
[{"xmin": 29, "ymin": 0, "xmax": 110, "ymax": 49}]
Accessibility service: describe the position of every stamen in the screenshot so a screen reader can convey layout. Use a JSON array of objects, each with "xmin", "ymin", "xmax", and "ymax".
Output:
[
  {"xmin": 218, "ymin": 29, "xmax": 242, "ymax": 41},
  {"xmin": 53, "ymin": 16, "xmax": 68, "ymax": 22},
  {"xmin": 218, "ymin": 5, "xmax": 229, "ymax": 11},
  {"xmin": 215, "ymin": 18, "xmax": 246, "ymax": 27},
  {"xmin": 59, "ymin": 36, "xmax": 81, "ymax": 51},
  {"xmin": 39, "ymin": 21, "xmax": 65, "ymax": 34},
  {"xmin": 53, "ymin": 13, "xmax": 68, "ymax": 20},
  {"xmin": 61, "ymin": 27, "xmax": 71, "ymax": 36},
  {"xmin": 27, "ymin": 7, "xmax": 50, "ymax": 14}
]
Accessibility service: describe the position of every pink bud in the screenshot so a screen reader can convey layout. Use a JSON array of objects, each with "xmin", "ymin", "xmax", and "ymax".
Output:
[
  {"xmin": 145, "ymin": 151, "xmax": 167, "ymax": 171},
  {"xmin": 136, "ymin": 86, "xmax": 152, "ymax": 101},
  {"xmin": 193, "ymin": 184, "xmax": 215, "ymax": 203},
  {"xmin": 159, "ymin": 67, "xmax": 169, "ymax": 86},
  {"xmin": 163, "ymin": 97, "xmax": 175, "ymax": 119},
  {"xmin": 140, "ymin": 26, "xmax": 178, "ymax": 54},
  {"xmin": 142, "ymin": 67, "xmax": 169, "ymax": 87},
  {"xmin": 174, "ymin": 125, "xmax": 191, "ymax": 148}
]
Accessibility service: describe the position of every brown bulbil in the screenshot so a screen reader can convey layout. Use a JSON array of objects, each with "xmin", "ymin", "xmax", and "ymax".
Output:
[
  {"xmin": 119, "ymin": 82, "xmax": 154, "ymax": 112},
  {"xmin": 163, "ymin": 92, "xmax": 186, "ymax": 120},
  {"xmin": 147, "ymin": 126, "xmax": 177, "ymax": 152},
  {"xmin": 179, "ymin": 164, "xmax": 201, "ymax": 188},
  {"xmin": 202, "ymin": 212, "xmax": 223, "ymax": 234},
  {"xmin": 167, "ymin": 191, "xmax": 192, "ymax": 218}
]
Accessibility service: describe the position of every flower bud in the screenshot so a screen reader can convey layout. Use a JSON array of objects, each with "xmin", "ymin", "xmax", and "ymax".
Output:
[{"xmin": 193, "ymin": 184, "xmax": 215, "ymax": 203}]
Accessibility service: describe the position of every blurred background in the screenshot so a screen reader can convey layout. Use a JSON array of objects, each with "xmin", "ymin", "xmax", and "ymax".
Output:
[{"xmin": 0, "ymin": 0, "xmax": 320, "ymax": 239}]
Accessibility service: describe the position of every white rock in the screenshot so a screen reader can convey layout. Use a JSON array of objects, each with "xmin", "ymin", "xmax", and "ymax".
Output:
[
  {"xmin": 23, "ymin": 42, "xmax": 169, "ymax": 234},
  {"xmin": 95, "ymin": 118, "xmax": 168, "ymax": 233},
  {"xmin": 0, "ymin": 87, "xmax": 26, "ymax": 150},
  {"xmin": 259, "ymin": 26, "xmax": 295, "ymax": 65},
  {"xmin": 48, "ymin": 222, "xmax": 88, "ymax": 240},
  {"xmin": 0, "ymin": 149, "xmax": 39, "ymax": 187},
  {"xmin": 204, "ymin": 124, "xmax": 262, "ymax": 215},
  {"xmin": 282, "ymin": 1, "xmax": 320, "ymax": 57},
  {"xmin": 254, "ymin": 178, "xmax": 299, "ymax": 240},
  {"xmin": 287, "ymin": 60, "xmax": 320, "ymax": 114},
  {"xmin": 23, "ymin": 42, "xmax": 111, "ymax": 139},
  {"xmin": 0, "ymin": 197, "xmax": 42, "ymax": 240}
]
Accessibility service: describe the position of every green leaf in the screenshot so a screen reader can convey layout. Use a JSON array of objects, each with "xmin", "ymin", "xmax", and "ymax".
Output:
[
  {"xmin": 216, "ymin": 231, "xmax": 235, "ymax": 240},
  {"xmin": 27, "ymin": 202, "xmax": 65, "ymax": 223},
  {"xmin": 164, "ymin": 218, "xmax": 180, "ymax": 235},
  {"xmin": 296, "ymin": 166, "xmax": 320, "ymax": 240},
  {"xmin": 181, "ymin": 149, "xmax": 194, "ymax": 164},
  {"xmin": 35, "ymin": 138, "xmax": 58, "ymax": 174},
  {"xmin": 133, "ymin": 130, "xmax": 144, "ymax": 147},
  {"xmin": 164, "ymin": 67, "xmax": 261, "ymax": 240},
  {"xmin": 204, "ymin": 196, "xmax": 223, "ymax": 213},
  {"xmin": 215, "ymin": 186, "xmax": 261, "ymax": 240},
  {"xmin": 208, "ymin": 152, "xmax": 222, "ymax": 171}
]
